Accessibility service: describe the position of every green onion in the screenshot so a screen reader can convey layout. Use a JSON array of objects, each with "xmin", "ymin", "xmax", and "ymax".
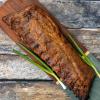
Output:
[
  {"xmin": 17, "ymin": 43, "xmax": 52, "ymax": 73},
  {"xmin": 13, "ymin": 44, "xmax": 66, "ymax": 90},
  {"xmin": 67, "ymin": 33, "xmax": 100, "ymax": 78}
]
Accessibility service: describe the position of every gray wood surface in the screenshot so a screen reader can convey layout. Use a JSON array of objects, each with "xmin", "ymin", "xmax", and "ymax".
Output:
[
  {"xmin": 0, "ymin": 54, "xmax": 50, "ymax": 79},
  {"xmin": 40, "ymin": 0, "xmax": 100, "ymax": 28},
  {"xmin": 0, "ymin": 81, "xmax": 69, "ymax": 100}
]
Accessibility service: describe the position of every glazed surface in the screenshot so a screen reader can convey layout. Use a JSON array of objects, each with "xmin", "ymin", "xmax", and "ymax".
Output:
[{"xmin": 3, "ymin": 5, "xmax": 95, "ymax": 100}]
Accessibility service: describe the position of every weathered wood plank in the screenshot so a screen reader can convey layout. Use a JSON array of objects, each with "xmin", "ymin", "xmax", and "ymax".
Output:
[
  {"xmin": 0, "ymin": 81, "xmax": 69, "ymax": 100},
  {"xmin": 39, "ymin": 0, "xmax": 100, "ymax": 28},
  {"xmin": 0, "ymin": 28, "xmax": 100, "ymax": 60},
  {"xmin": 0, "ymin": 28, "xmax": 20, "ymax": 55},
  {"xmin": 0, "ymin": 54, "xmax": 50, "ymax": 79},
  {"xmin": 0, "ymin": 0, "xmax": 100, "ymax": 28},
  {"xmin": 0, "ymin": 79, "xmax": 100, "ymax": 100}
]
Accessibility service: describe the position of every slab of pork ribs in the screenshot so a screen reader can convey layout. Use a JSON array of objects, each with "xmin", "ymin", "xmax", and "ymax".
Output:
[{"xmin": 2, "ymin": 5, "xmax": 95, "ymax": 100}]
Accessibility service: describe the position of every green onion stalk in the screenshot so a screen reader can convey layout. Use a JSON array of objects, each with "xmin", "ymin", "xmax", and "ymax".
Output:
[
  {"xmin": 13, "ymin": 43, "xmax": 66, "ymax": 90},
  {"xmin": 67, "ymin": 33, "xmax": 100, "ymax": 78}
]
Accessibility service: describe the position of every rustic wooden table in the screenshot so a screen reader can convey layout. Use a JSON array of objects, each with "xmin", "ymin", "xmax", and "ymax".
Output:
[{"xmin": 0, "ymin": 0, "xmax": 100, "ymax": 100}]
